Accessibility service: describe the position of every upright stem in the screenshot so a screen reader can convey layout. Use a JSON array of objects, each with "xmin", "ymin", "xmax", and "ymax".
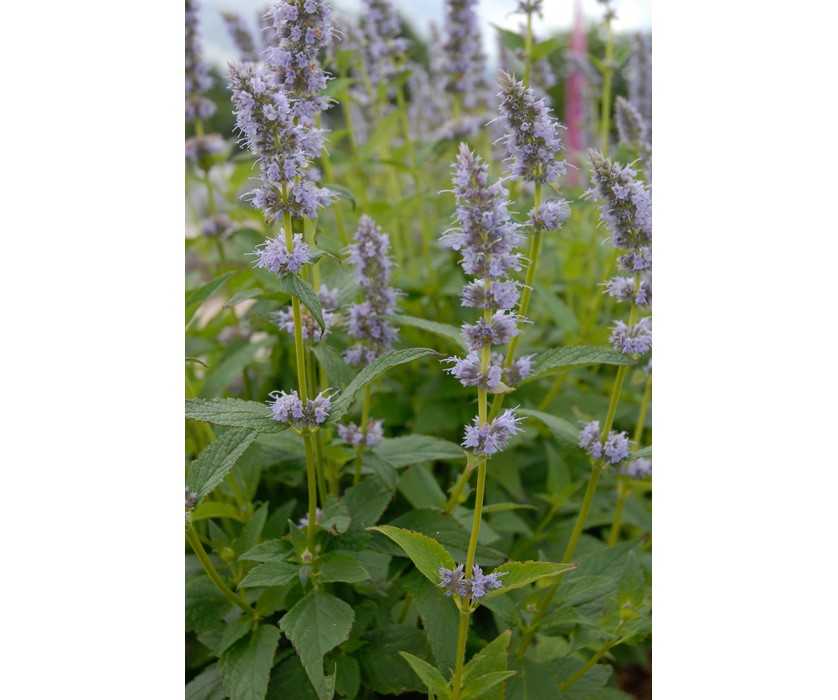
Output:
[
  {"xmin": 186, "ymin": 526, "xmax": 257, "ymax": 617},
  {"xmin": 465, "ymin": 460, "xmax": 487, "ymax": 575},
  {"xmin": 303, "ymin": 432, "xmax": 318, "ymax": 546},
  {"xmin": 599, "ymin": 14, "xmax": 615, "ymax": 154},
  {"xmin": 522, "ymin": 9, "xmax": 534, "ymax": 87},
  {"xmin": 353, "ymin": 384, "xmax": 372, "ymax": 485},
  {"xmin": 450, "ymin": 610, "xmax": 471, "ymax": 700},
  {"xmin": 444, "ymin": 467, "xmax": 472, "ymax": 514}
]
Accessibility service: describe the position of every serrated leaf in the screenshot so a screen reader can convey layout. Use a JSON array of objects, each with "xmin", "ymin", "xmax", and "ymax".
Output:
[
  {"xmin": 517, "ymin": 409, "xmax": 583, "ymax": 454},
  {"xmin": 531, "ymin": 37, "xmax": 563, "ymax": 61},
  {"xmin": 374, "ymin": 435, "xmax": 466, "ymax": 467},
  {"xmin": 403, "ymin": 571, "xmax": 459, "ymax": 675},
  {"xmin": 318, "ymin": 552, "xmax": 370, "ymax": 583},
  {"xmin": 368, "ymin": 525, "xmax": 455, "ymax": 586},
  {"xmin": 482, "ymin": 561, "xmax": 577, "ymax": 602},
  {"xmin": 356, "ymin": 625, "xmax": 430, "ymax": 695},
  {"xmin": 220, "ymin": 616, "xmax": 254, "ymax": 654},
  {"xmin": 240, "ymin": 539, "xmax": 291, "ymax": 563},
  {"xmin": 191, "ymin": 501, "xmax": 246, "ymax": 522},
  {"xmin": 186, "ymin": 664, "xmax": 227, "ymax": 700},
  {"xmin": 343, "ymin": 475, "xmax": 394, "ymax": 527},
  {"xmin": 617, "ymin": 551, "xmax": 645, "ymax": 612},
  {"xmin": 239, "ymin": 560, "xmax": 299, "ymax": 588},
  {"xmin": 526, "ymin": 346, "xmax": 635, "ymax": 383},
  {"xmin": 186, "ymin": 398, "xmax": 289, "ymax": 433},
  {"xmin": 225, "ymin": 288, "xmax": 264, "ymax": 308},
  {"xmin": 493, "ymin": 24, "xmax": 525, "ymax": 51},
  {"xmin": 187, "ymin": 271, "xmax": 238, "ymax": 324},
  {"xmin": 327, "ymin": 348, "xmax": 439, "ymax": 425},
  {"xmin": 311, "ymin": 344, "xmax": 354, "ymax": 390},
  {"xmin": 399, "ymin": 652, "xmax": 451, "ymax": 699},
  {"xmin": 461, "ymin": 630, "xmax": 512, "ymax": 700},
  {"xmin": 199, "ymin": 338, "xmax": 273, "ymax": 398},
  {"xmin": 462, "ymin": 672, "xmax": 517, "ymax": 700},
  {"xmin": 319, "ymin": 495, "xmax": 351, "ymax": 534},
  {"xmin": 187, "ymin": 429, "xmax": 258, "ymax": 501},
  {"xmin": 279, "ymin": 591, "xmax": 355, "ymax": 700},
  {"xmin": 398, "ymin": 465, "xmax": 447, "ymax": 510},
  {"xmin": 219, "ymin": 625, "xmax": 281, "ymax": 700},
  {"xmin": 278, "ymin": 275, "xmax": 325, "ymax": 331},
  {"xmin": 388, "ymin": 314, "xmax": 468, "ymax": 352}
]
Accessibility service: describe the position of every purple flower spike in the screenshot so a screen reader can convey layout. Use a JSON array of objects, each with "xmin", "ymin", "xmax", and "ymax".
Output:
[
  {"xmin": 579, "ymin": 420, "xmax": 632, "ymax": 465},
  {"xmin": 461, "ymin": 312, "xmax": 521, "ymax": 350},
  {"xmin": 462, "ymin": 409, "xmax": 524, "ymax": 456},
  {"xmin": 529, "ymin": 199, "xmax": 570, "ymax": 233},
  {"xmin": 444, "ymin": 353, "xmax": 503, "ymax": 391},
  {"xmin": 269, "ymin": 389, "xmax": 334, "ymax": 429},
  {"xmin": 441, "ymin": 0, "xmax": 490, "ymax": 110},
  {"xmin": 497, "ymin": 70, "xmax": 567, "ymax": 184},
  {"xmin": 588, "ymin": 150, "xmax": 651, "ymax": 251},
  {"xmin": 186, "ymin": 0, "xmax": 216, "ymax": 122}
]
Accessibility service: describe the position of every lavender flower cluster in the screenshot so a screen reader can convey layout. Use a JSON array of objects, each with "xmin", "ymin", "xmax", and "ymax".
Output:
[
  {"xmin": 222, "ymin": 11, "xmax": 260, "ymax": 63},
  {"xmin": 578, "ymin": 420, "xmax": 630, "ymax": 465},
  {"xmin": 270, "ymin": 389, "xmax": 333, "ymax": 429},
  {"xmin": 343, "ymin": 215, "xmax": 399, "ymax": 366},
  {"xmin": 254, "ymin": 230, "xmax": 313, "ymax": 276},
  {"xmin": 362, "ymin": 0, "xmax": 409, "ymax": 84},
  {"xmin": 438, "ymin": 564, "xmax": 506, "ymax": 603},
  {"xmin": 618, "ymin": 457, "xmax": 652, "ymax": 480},
  {"xmin": 588, "ymin": 149, "xmax": 653, "ymax": 357},
  {"xmin": 264, "ymin": 0, "xmax": 336, "ymax": 122},
  {"xmin": 442, "ymin": 145, "xmax": 527, "ymax": 456},
  {"xmin": 185, "ymin": 0, "xmax": 216, "ymax": 123},
  {"xmin": 337, "ymin": 419, "xmax": 384, "ymax": 448},
  {"xmin": 441, "ymin": 0, "xmax": 490, "ymax": 112}
]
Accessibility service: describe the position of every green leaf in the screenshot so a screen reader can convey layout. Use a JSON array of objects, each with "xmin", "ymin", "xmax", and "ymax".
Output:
[
  {"xmin": 482, "ymin": 561, "xmax": 577, "ymax": 602},
  {"xmin": 187, "ymin": 271, "xmax": 238, "ymax": 324},
  {"xmin": 239, "ymin": 561, "xmax": 299, "ymax": 588},
  {"xmin": 334, "ymin": 655, "xmax": 361, "ymax": 700},
  {"xmin": 531, "ymin": 37, "xmax": 563, "ymax": 61},
  {"xmin": 278, "ymin": 275, "xmax": 325, "ymax": 331},
  {"xmin": 374, "ymin": 435, "xmax": 466, "ymax": 468},
  {"xmin": 318, "ymin": 552, "xmax": 370, "ymax": 583},
  {"xmin": 627, "ymin": 445, "xmax": 652, "ymax": 462},
  {"xmin": 186, "ymin": 664, "xmax": 227, "ymax": 700},
  {"xmin": 311, "ymin": 344, "xmax": 354, "ymax": 390},
  {"xmin": 224, "ymin": 288, "xmax": 264, "ymax": 308},
  {"xmin": 191, "ymin": 501, "xmax": 246, "ymax": 522},
  {"xmin": 219, "ymin": 624, "xmax": 281, "ymax": 700},
  {"xmin": 239, "ymin": 539, "xmax": 291, "ymax": 563},
  {"xmin": 343, "ymin": 475, "xmax": 394, "ymax": 527},
  {"xmin": 617, "ymin": 551, "xmax": 645, "ymax": 619},
  {"xmin": 327, "ymin": 348, "xmax": 439, "ymax": 425},
  {"xmin": 186, "ymin": 398, "xmax": 289, "ymax": 433},
  {"xmin": 526, "ymin": 346, "xmax": 635, "ymax": 383},
  {"xmin": 398, "ymin": 465, "xmax": 447, "ymax": 510},
  {"xmin": 461, "ymin": 630, "xmax": 513, "ymax": 700},
  {"xmin": 279, "ymin": 591, "xmax": 355, "ymax": 700},
  {"xmin": 368, "ymin": 525, "xmax": 455, "ymax": 586},
  {"xmin": 356, "ymin": 625, "xmax": 430, "ymax": 695},
  {"xmin": 187, "ymin": 428, "xmax": 258, "ymax": 501},
  {"xmin": 403, "ymin": 571, "xmax": 459, "ymax": 675},
  {"xmin": 462, "ymin": 672, "xmax": 517, "ymax": 700},
  {"xmin": 200, "ymin": 338, "xmax": 273, "ymax": 398},
  {"xmin": 323, "ymin": 183, "xmax": 356, "ymax": 210},
  {"xmin": 493, "ymin": 24, "xmax": 525, "ymax": 51},
  {"xmin": 388, "ymin": 314, "xmax": 468, "ymax": 352},
  {"xmin": 319, "ymin": 495, "xmax": 351, "ymax": 534},
  {"xmin": 517, "ymin": 409, "xmax": 583, "ymax": 454},
  {"xmin": 399, "ymin": 652, "xmax": 451, "ymax": 699},
  {"xmin": 220, "ymin": 615, "xmax": 254, "ymax": 654}
]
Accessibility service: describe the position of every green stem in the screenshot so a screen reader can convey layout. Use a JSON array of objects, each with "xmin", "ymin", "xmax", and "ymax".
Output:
[
  {"xmin": 558, "ymin": 638, "xmax": 615, "ymax": 690},
  {"xmin": 353, "ymin": 384, "xmax": 372, "ymax": 486},
  {"xmin": 303, "ymin": 432, "xmax": 318, "ymax": 547},
  {"xmin": 599, "ymin": 14, "xmax": 615, "ymax": 154},
  {"xmin": 444, "ymin": 467, "xmax": 472, "ymax": 514},
  {"xmin": 450, "ymin": 610, "xmax": 471, "ymax": 700},
  {"xmin": 523, "ymin": 8, "xmax": 534, "ymax": 87},
  {"xmin": 186, "ymin": 526, "xmax": 257, "ymax": 617},
  {"xmin": 464, "ymin": 460, "xmax": 487, "ymax": 575}
]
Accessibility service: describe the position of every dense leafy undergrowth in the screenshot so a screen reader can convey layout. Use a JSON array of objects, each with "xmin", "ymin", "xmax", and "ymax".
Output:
[{"xmin": 185, "ymin": 0, "xmax": 652, "ymax": 698}]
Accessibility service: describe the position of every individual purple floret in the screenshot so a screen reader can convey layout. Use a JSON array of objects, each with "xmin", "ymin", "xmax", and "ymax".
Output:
[
  {"xmin": 438, "ymin": 564, "xmax": 505, "ymax": 602},
  {"xmin": 344, "ymin": 215, "xmax": 399, "ymax": 365},
  {"xmin": 269, "ymin": 389, "xmax": 333, "ymax": 429},
  {"xmin": 442, "ymin": 144, "xmax": 523, "ymax": 281},
  {"xmin": 497, "ymin": 70, "xmax": 567, "ymax": 184},
  {"xmin": 460, "ymin": 280, "xmax": 520, "ymax": 311},
  {"xmin": 185, "ymin": 134, "xmax": 225, "ymax": 167},
  {"xmin": 467, "ymin": 565, "xmax": 506, "ymax": 601},
  {"xmin": 263, "ymin": 0, "xmax": 336, "ymax": 123},
  {"xmin": 200, "ymin": 213, "xmax": 234, "ymax": 239},
  {"xmin": 461, "ymin": 312, "xmax": 521, "ymax": 350},
  {"xmin": 620, "ymin": 457, "xmax": 652, "ymax": 479},
  {"xmin": 253, "ymin": 231, "xmax": 312, "ymax": 275},
  {"xmin": 441, "ymin": 0, "xmax": 491, "ymax": 111},
  {"xmin": 463, "ymin": 409, "xmax": 524, "ymax": 456},
  {"xmin": 222, "ymin": 11, "xmax": 260, "ymax": 62},
  {"xmin": 444, "ymin": 353, "xmax": 503, "ymax": 391},
  {"xmin": 603, "ymin": 431, "xmax": 630, "ymax": 463},
  {"xmin": 185, "ymin": 487, "xmax": 198, "ymax": 525},
  {"xmin": 438, "ymin": 564, "xmax": 468, "ymax": 597},
  {"xmin": 528, "ymin": 199, "xmax": 570, "ymax": 233},
  {"xmin": 610, "ymin": 317, "xmax": 652, "ymax": 355},
  {"xmin": 588, "ymin": 150, "xmax": 651, "ymax": 250},
  {"xmin": 337, "ymin": 419, "xmax": 384, "ymax": 448},
  {"xmin": 362, "ymin": 0, "xmax": 409, "ymax": 84},
  {"xmin": 578, "ymin": 420, "xmax": 631, "ymax": 464},
  {"xmin": 186, "ymin": 0, "xmax": 217, "ymax": 123}
]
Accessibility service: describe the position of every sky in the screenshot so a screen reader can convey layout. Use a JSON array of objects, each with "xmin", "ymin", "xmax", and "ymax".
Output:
[{"xmin": 198, "ymin": 0, "xmax": 651, "ymax": 69}]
